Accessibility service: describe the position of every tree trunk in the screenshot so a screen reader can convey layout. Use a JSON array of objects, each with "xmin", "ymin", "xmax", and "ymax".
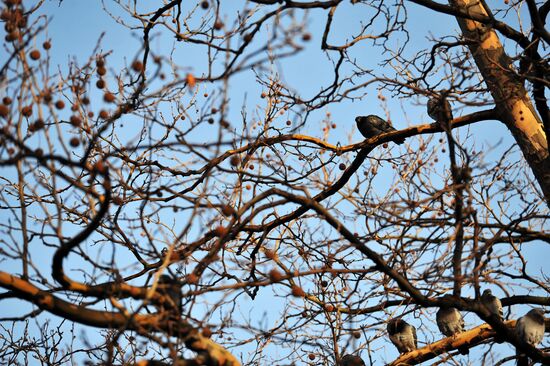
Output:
[{"xmin": 449, "ymin": 0, "xmax": 550, "ymax": 205}]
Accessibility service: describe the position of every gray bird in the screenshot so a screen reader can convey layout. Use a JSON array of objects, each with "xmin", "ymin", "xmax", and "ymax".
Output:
[
  {"xmin": 156, "ymin": 274, "xmax": 182, "ymax": 316},
  {"xmin": 516, "ymin": 309, "xmax": 545, "ymax": 366},
  {"xmin": 481, "ymin": 289, "xmax": 504, "ymax": 343},
  {"xmin": 340, "ymin": 354, "xmax": 365, "ymax": 366},
  {"xmin": 355, "ymin": 115, "xmax": 405, "ymax": 144},
  {"xmin": 436, "ymin": 307, "xmax": 469, "ymax": 354},
  {"xmin": 427, "ymin": 97, "xmax": 453, "ymax": 123},
  {"xmin": 387, "ymin": 318, "xmax": 417, "ymax": 354},
  {"xmin": 480, "ymin": 289, "xmax": 503, "ymax": 319}
]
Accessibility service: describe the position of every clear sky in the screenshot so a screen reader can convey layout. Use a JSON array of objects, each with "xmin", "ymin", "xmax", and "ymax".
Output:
[{"xmin": 0, "ymin": 1, "xmax": 548, "ymax": 365}]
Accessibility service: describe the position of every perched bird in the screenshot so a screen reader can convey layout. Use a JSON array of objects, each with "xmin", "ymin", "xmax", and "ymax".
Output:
[
  {"xmin": 156, "ymin": 274, "xmax": 182, "ymax": 316},
  {"xmin": 436, "ymin": 307, "xmax": 469, "ymax": 354},
  {"xmin": 355, "ymin": 115, "xmax": 405, "ymax": 144},
  {"xmin": 427, "ymin": 97, "xmax": 453, "ymax": 123},
  {"xmin": 387, "ymin": 318, "xmax": 417, "ymax": 354},
  {"xmin": 480, "ymin": 289, "xmax": 503, "ymax": 319},
  {"xmin": 480, "ymin": 289, "xmax": 504, "ymax": 342},
  {"xmin": 515, "ymin": 309, "xmax": 545, "ymax": 366},
  {"xmin": 340, "ymin": 354, "xmax": 365, "ymax": 366}
]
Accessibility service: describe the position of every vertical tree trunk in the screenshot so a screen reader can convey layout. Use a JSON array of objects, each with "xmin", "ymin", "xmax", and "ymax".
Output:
[{"xmin": 449, "ymin": 0, "xmax": 550, "ymax": 205}]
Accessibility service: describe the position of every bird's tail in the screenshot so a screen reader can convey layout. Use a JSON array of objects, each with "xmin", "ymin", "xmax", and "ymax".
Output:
[
  {"xmin": 458, "ymin": 345, "xmax": 469, "ymax": 355},
  {"xmin": 517, "ymin": 350, "xmax": 528, "ymax": 366}
]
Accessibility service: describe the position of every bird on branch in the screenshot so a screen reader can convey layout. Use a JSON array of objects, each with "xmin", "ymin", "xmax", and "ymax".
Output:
[
  {"xmin": 515, "ymin": 308, "xmax": 545, "ymax": 366},
  {"xmin": 355, "ymin": 115, "xmax": 405, "ymax": 145},
  {"xmin": 480, "ymin": 289, "xmax": 504, "ymax": 342},
  {"xmin": 340, "ymin": 354, "xmax": 366, "ymax": 366},
  {"xmin": 387, "ymin": 318, "xmax": 417, "ymax": 354},
  {"xmin": 427, "ymin": 96, "xmax": 453, "ymax": 123},
  {"xmin": 436, "ymin": 306, "xmax": 469, "ymax": 354},
  {"xmin": 156, "ymin": 274, "xmax": 182, "ymax": 318}
]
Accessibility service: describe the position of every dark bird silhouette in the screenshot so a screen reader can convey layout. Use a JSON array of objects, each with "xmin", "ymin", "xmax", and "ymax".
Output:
[
  {"xmin": 355, "ymin": 115, "xmax": 405, "ymax": 144},
  {"xmin": 427, "ymin": 97, "xmax": 453, "ymax": 123},
  {"xmin": 156, "ymin": 274, "xmax": 182, "ymax": 316},
  {"xmin": 516, "ymin": 309, "xmax": 545, "ymax": 366},
  {"xmin": 387, "ymin": 318, "xmax": 417, "ymax": 354},
  {"xmin": 340, "ymin": 354, "xmax": 366, "ymax": 366},
  {"xmin": 481, "ymin": 289, "xmax": 504, "ymax": 343},
  {"xmin": 436, "ymin": 307, "xmax": 469, "ymax": 354}
]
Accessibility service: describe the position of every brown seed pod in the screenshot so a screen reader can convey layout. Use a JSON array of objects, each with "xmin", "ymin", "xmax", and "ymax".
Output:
[
  {"xmin": 131, "ymin": 60, "xmax": 143, "ymax": 72},
  {"xmin": 229, "ymin": 155, "xmax": 240, "ymax": 167},
  {"xmin": 291, "ymin": 285, "xmax": 306, "ymax": 298},
  {"xmin": 99, "ymin": 110, "xmax": 109, "ymax": 119},
  {"xmin": 2, "ymin": 97, "xmax": 12, "ymax": 105},
  {"xmin": 42, "ymin": 41, "xmax": 51, "ymax": 50},
  {"xmin": 21, "ymin": 105, "xmax": 32, "ymax": 117},
  {"xmin": 96, "ymin": 79, "xmax": 106, "ymax": 89},
  {"xmin": 69, "ymin": 137, "xmax": 80, "ymax": 147},
  {"xmin": 29, "ymin": 49, "xmax": 40, "ymax": 60},
  {"xmin": 103, "ymin": 92, "xmax": 115, "ymax": 103},
  {"xmin": 70, "ymin": 115, "xmax": 82, "ymax": 127},
  {"xmin": 269, "ymin": 269, "xmax": 284, "ymax": 282},
  {"xmin": 55, "ymin": 100, "xmax": 65, "ymax": 110}
]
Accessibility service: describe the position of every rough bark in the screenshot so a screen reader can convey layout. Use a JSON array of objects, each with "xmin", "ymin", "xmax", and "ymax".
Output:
[{"xmin": 450, "ymin": 0, "xmax": 550, "ymax": 205}]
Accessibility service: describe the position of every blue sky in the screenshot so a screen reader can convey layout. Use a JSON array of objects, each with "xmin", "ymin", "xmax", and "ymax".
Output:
[{"xmin": 1, "ymin": 1, "xmax": 548, "ymax": 365}]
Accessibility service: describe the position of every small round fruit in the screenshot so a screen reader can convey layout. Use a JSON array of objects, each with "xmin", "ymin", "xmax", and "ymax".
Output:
[
  {"xmin": 308, "ymin": 354, "xmax": 315, "ymax": 361},
  {"xmin": 221, "ymin": 205, "xmax": 235, "ymax": 217},
  {"xmin": 229, "ymin": 155, "xmax": 240, "ymax": 167},
  {"xmin": 42, "ymin": 41, "xmax": 51, "ymax": 50},
  {"xmin": 33, "ymin": 119, "xmax": 44, "ymax": 130},
  {"xmin": 201, "ymin": 1, "xmax": 209, "ymax": 9},
  {"xmin": 99, "ymin": 110, "xmax": 109, "ymax": 119},
  {"xmin": 269, "ymin": 269, "xmax": 284, "ymax": 282},
  {"xmin": 55, "ymin": 100, "xmax": 65, "ymax": 110},
  {"xmin": 96, "ymin": 79, "xmax": 106, "ymax": 89},
  {"xmin": 69, "ymin": 137, "xmax": 80, "ymax": 147},
  {"xmin": 338, "ymin": 163, "xmax": 346, "ymax": 170},
  {"xmin": 213, "ymin": 20, "xmax": 223, "ymax": 30},
  {"xmin": 2, "ymin": 97, "xmax": 12, "ymax": 105},
  {"xmin": 291, "ymin": 285, "xmax": 305, "ymax": 298},
  {"xmin": 21, "ymin": 105, "xmax": 32, "ymax": 117},
  {"xmin": 103, "ymin": 92, "xmax": 115, "ymax": 103},
  {"xmin": 70, "ymin": 115, "xmax": 82, "ymax": 127},
  {"xmin": 29, "ymin": 49, "xmax": 40, "ymax": 60},
  {"xmin": 131, "ymin": 60, "xmax": 143, "ymax": 72},
  {"xmin": 302, "ymin": 33, "xmax": 312, "ymax": 41}
]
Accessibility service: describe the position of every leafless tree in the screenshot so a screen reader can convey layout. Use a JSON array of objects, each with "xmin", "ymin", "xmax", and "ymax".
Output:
[{"xmin": 0, "ymin": 1, "xmax": 549, "ymax": 365}]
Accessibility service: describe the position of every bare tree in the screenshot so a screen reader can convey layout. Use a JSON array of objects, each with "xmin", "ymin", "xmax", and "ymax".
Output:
[{"xmin": 0, "ymin": 1, "xmax": 549, "ymax": 365}]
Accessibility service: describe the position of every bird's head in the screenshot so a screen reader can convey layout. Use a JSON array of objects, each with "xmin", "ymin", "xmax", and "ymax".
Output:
[
  {"xmin": 528, "ymin": 309, "xmax": 546, "ymax": 322},
  {"xmin": 482, "ymin": 289, "xmax": 492, "ymax": 297},
  {"xmin": 387, "ymin": 318, "xmax": 405, "ymax": 333},
  {"xmin": 355, "ymin": 116, "xmax": 363, "ymax": 124}
]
